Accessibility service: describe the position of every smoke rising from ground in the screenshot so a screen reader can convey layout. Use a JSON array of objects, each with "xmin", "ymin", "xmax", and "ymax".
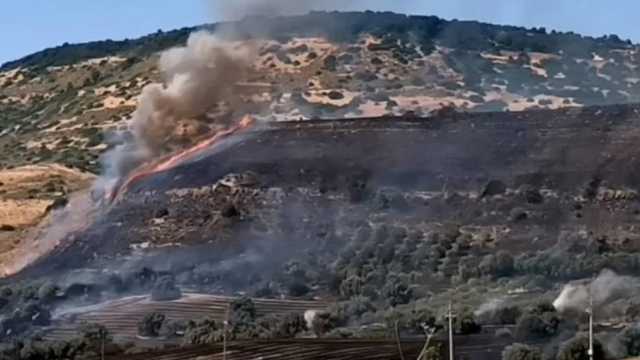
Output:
[
  {"xmin": 99, "ymin": 0, "xmax": 358, "ymax": 193},
  {"xmin": 553, "ymin": 269, "xmax": 640, "ymax": 315},
  {"xmin": 99, "ymin": 32, "xmax": 254, "ymax": 193}
]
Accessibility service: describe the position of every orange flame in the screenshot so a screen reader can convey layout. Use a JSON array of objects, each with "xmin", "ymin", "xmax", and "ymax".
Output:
[{"xmin": 109, "ymin": 115, "xmax": 256, "ymax": 202}]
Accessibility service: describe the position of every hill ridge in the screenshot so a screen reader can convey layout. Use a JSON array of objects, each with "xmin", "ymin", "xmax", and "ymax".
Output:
[{"xmin": 2, "ymin": 10, "xmax": 635, "ymax": 71}]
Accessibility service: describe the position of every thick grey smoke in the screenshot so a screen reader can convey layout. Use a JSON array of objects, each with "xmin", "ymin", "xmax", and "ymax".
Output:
[
  {"xmin": 98, "ymin": 33, "xmax": 254, "ymax": 193},
  {"xmin": 98, "ymin": 0, "xmax": 363, "ymax": 195}
]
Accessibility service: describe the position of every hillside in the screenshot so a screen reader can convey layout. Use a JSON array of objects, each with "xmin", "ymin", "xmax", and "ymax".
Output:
[
  {"xmin": 1, "ymin": 11, "xmax": 639, "ymax": 173},
  {"xmin": 2, "ymin": 11, "xmax": 640, "ymax": 360}
]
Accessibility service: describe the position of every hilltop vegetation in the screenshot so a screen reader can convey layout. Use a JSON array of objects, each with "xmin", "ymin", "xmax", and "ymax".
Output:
[
  {"xmin": 1, "ymin": 11, "xmax": 633, "ymax": 72},
  {"xmin": 2, "ymin": 11, "xmax": 640, "ymax": 174}
]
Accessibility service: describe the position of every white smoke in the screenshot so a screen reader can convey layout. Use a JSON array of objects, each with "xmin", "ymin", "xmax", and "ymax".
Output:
[
  {"xmin": 553, "ymin": 269, "xmax": 640, "ymax": 314},
  {"xmin": 474, "ymin": 297, "xmax": 506, "ymax": 317},
  {"xmin": 304, "ymin": 309, "xmax": 318, "ymax": 329}
]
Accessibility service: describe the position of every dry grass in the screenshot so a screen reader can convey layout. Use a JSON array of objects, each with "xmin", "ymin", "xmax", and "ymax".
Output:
[{"xmin": 0, "ymin": 164, "xmax": 95, "ymax": 276}]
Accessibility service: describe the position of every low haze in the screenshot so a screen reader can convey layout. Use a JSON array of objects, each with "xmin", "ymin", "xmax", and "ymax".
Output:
[{"xmin": 1, "ymin": 0, "xmax": 639, "ymax": 66}]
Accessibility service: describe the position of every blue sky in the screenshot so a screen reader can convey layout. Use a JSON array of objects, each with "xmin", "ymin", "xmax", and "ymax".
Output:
[{"xmin": 1, "ymin": 1, "xmax": 638, "ymax": 66}]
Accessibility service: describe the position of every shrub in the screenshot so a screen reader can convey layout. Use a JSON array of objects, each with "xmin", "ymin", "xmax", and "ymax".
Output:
[
  {"xmin": 229, "ymin": 297, "xmax": 258, "ymax": 337},
  {"xmin": 159, "ymin": 320, "xmax": 187, "ymax": 339},
  {"xmin": 151, "ymin": 276, "xmax": 181, "ymax": 301},
  {"xmin": 137, "ymin": 312, "xmax": 166, "ymax": 337},
  {"xmin": 455, "ymin": 309, "xmax": 481, "ymax": 335},
  {"xmin": 256, "ymin": 312, "xmax": 307, "ymax": 338},
  {"xmin": 288, "ymin": 281, "xmax": 311, "ymax": 297},
  {"xmin": 17, "ymin": 303, "xmax": 51, "ymax": 327},
  {"xmin": 502, "ymin": 343, "xmax": 543, "ymax": 360},
  {"xmin": 327, "ymin": 91, "xmax": 345, "ymax": 100},
  {"xmin": 494, "ymin": 306, "xmax": 522, "ymax": 325},
  {"xmin": 381, "ymin": 276, "xmax": 413, "ymax": 307},
  {"xmin": 514, "ymin": 314, "xmax": 558, "ymax": 340},
  {"xmin": 312, "ymin": 308, "xmax": 346, "ymax": 336},
  {"xmin": 528, "ymin": 301, "xmax": 556, "ymax": 316},
  {"xmin": 79, "ymin": 323, "xmax": 112, "ymax": 352},
  {"xmin": 557, "ymin": 334, "xmax": 605, "ymax": 360},
  {"xmin": 385, "ymin": 307, "xmax": 440, "ymax": 336},
  {"xmin": 323, "ymin": 55, "xmax": 337, "ymax": 71},
  {"xmin": 37, "ymin": 283, "xmax": 59, "ymax": 303},
  {"xmin": 619, "ymin": 325, "xmax": 640, "ymax": 357},
  {"xmin": 407, "ymin": 308, "xmax": 437, "ymax": 334},
  {"xmin": 479, "ymin": 251, "xmax": 514, "ymax": 277},
  {"xmin": 183, "ymin": 319, "xmax": 221, "ymax": 345}
]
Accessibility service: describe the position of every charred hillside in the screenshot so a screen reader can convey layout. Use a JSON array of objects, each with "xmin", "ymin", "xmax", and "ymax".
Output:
[
  {"xmin": 20, "ymin": 104, "xmax": 640, "ymax": 284},
  {"xmin": 5, "ymin": 105, "xmax": 640, "ymax": 359}
]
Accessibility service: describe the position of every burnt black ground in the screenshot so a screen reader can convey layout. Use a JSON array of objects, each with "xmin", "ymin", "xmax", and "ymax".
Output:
[
  {"xmin": 6, "ymin": 104, "xmax": 640, "ymax": 360},
  {"xmin": 12, "ymin": 104, "xmax": 640, "ymax": 281}
]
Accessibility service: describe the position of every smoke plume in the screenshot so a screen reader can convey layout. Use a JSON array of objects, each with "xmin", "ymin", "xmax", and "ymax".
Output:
[
  {"xmin": 553, "ymin": 269, "xmax": 640, "ymax": 316},
  {"xmin": 98, "ymin": 32, "xmax": 254, "ymax": 194},
  {"xmin": 98, "ymin": 0, "xmax": 358, "ymax": 195}
]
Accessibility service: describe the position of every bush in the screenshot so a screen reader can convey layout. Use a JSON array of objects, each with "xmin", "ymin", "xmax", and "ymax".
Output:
[
  {"xmin": 312, "ymin": 308, "xmax": 346, "ymax": 336},
  {"xmin": 327, "ymin": 91, "xmax": 344, "ymax": 100},
  {"xmin": 381, "ymin": 276, "xmax": 413, "ymax": 307},
  {"xmin": 288, "ymin": 281, "xmax": 311, "ymax": 297},
  {"xmin": 159, "ymin": 319, "xmax": 187, "ymax": 339},
  {"xmin": 514, "ymin": 313, "xmax": 559, "ymax": 340},
  {"xmin": 323, "ymin": 55, "xmax": 337, "ymax": 71},
  {"xmin": 230, "ymin": 297, "xmax": 257, "ymax": 330},
  {"xmin": 528, "ymin": 301, "xmax": 556, "ymax": 316},
  {"xmin": 79, "ymin": 323, "xmax": 112, "ymax": 353},
  {"xmin": 37, "ymin": 283, "xmax": 59, "ymax": 303},
  {"xmin": 496, "ymin": 306, "xmax": 522, "ymax": 325},
  {"xmin": 480, "ymin": 305, "xmax": 522, "ymax": 325},
  {"xmin": 384, "ymin": 306, "xmax": 441, "ymax": 338},
  {"xmin": 557, "ymin": 334, "xmax": 605, "ymax": 360},
  {"xmin": 479, "ymin": 251, "xmax": 515, "ymax": 277},
  {"xmin": 151, "ymin": 276, "xmax": 181, "ymax": 301},
  {"xmin": 183, "ymin": 319, "xmax": 221, "ymax": 345},
  {"xmin": 502, "ymin": 343, "xmax": 542, "ymax": 360},
  {"xmin": 0, "ymin": 325, "xmax": 120, "ymax": 360},
  {"xmin": 18, "ymin": 303, "xmax": 51, "ymax": 327},
  {"xmin": 455, "ymin": 309, "xmax": 481, "ymax": 335},
  {"xmin": 137, "ymin": 312, "xmax": 166, "ymax": 337},
  {"xmin": 256, "ymin": 312, "xmax": 307, "ymax": 338},
  {"xmin": 619, "ymin": 325, "xmax": 640, "ymax": 357}
]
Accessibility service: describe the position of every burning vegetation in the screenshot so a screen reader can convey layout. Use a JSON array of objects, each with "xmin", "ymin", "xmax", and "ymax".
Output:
[{"xmin": 4, "ymin": 2, "xmax": 640, "ymax": 360}]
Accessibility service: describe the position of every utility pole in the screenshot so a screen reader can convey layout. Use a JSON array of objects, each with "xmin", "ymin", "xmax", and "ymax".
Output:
[
  {"xmin": 448, "ymin": 302, "xmax": 455, "ymax": 360},
  {"xmin": 587, "ymin": 281, "xmax": 594, "ymax": 360},
  {"xmin": 394, "ymin": 320, "xmax": 406, "ymax": 360},
  {"xmin": 100, "ymin": 332, "xmax": 105, "ymax": 360},
  {"xmin": 223, "ymin": 304, "xmax": 229, "ymax": 360}
]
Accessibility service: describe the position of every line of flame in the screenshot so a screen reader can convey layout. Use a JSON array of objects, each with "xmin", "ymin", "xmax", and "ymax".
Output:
[{"xmin": 108, "ymin": 115, "xmax": 256, "ymax": 202}]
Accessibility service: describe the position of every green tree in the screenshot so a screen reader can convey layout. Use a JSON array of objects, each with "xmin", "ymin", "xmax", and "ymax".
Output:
[
  {"xmin": 557, "ymin": 334, "xmax": 605, "ymax": 360},
  {"xmin": 137, "ymin": 312, "xmax": 166, "ymax": 337},
  {"xmin": 79, "ymin": 323, "xmax": 112, "ymax": 358},
  {"xmin": 455, "ymin": 309, "xmax": 481, "ymax": 335},
  {"xmin": 619, "ymin": 325, "xmax": 640, "ymax": 357},
  {"xmin": 502, "ymin": 343, "xmax": 542, "ymax": 360}
]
